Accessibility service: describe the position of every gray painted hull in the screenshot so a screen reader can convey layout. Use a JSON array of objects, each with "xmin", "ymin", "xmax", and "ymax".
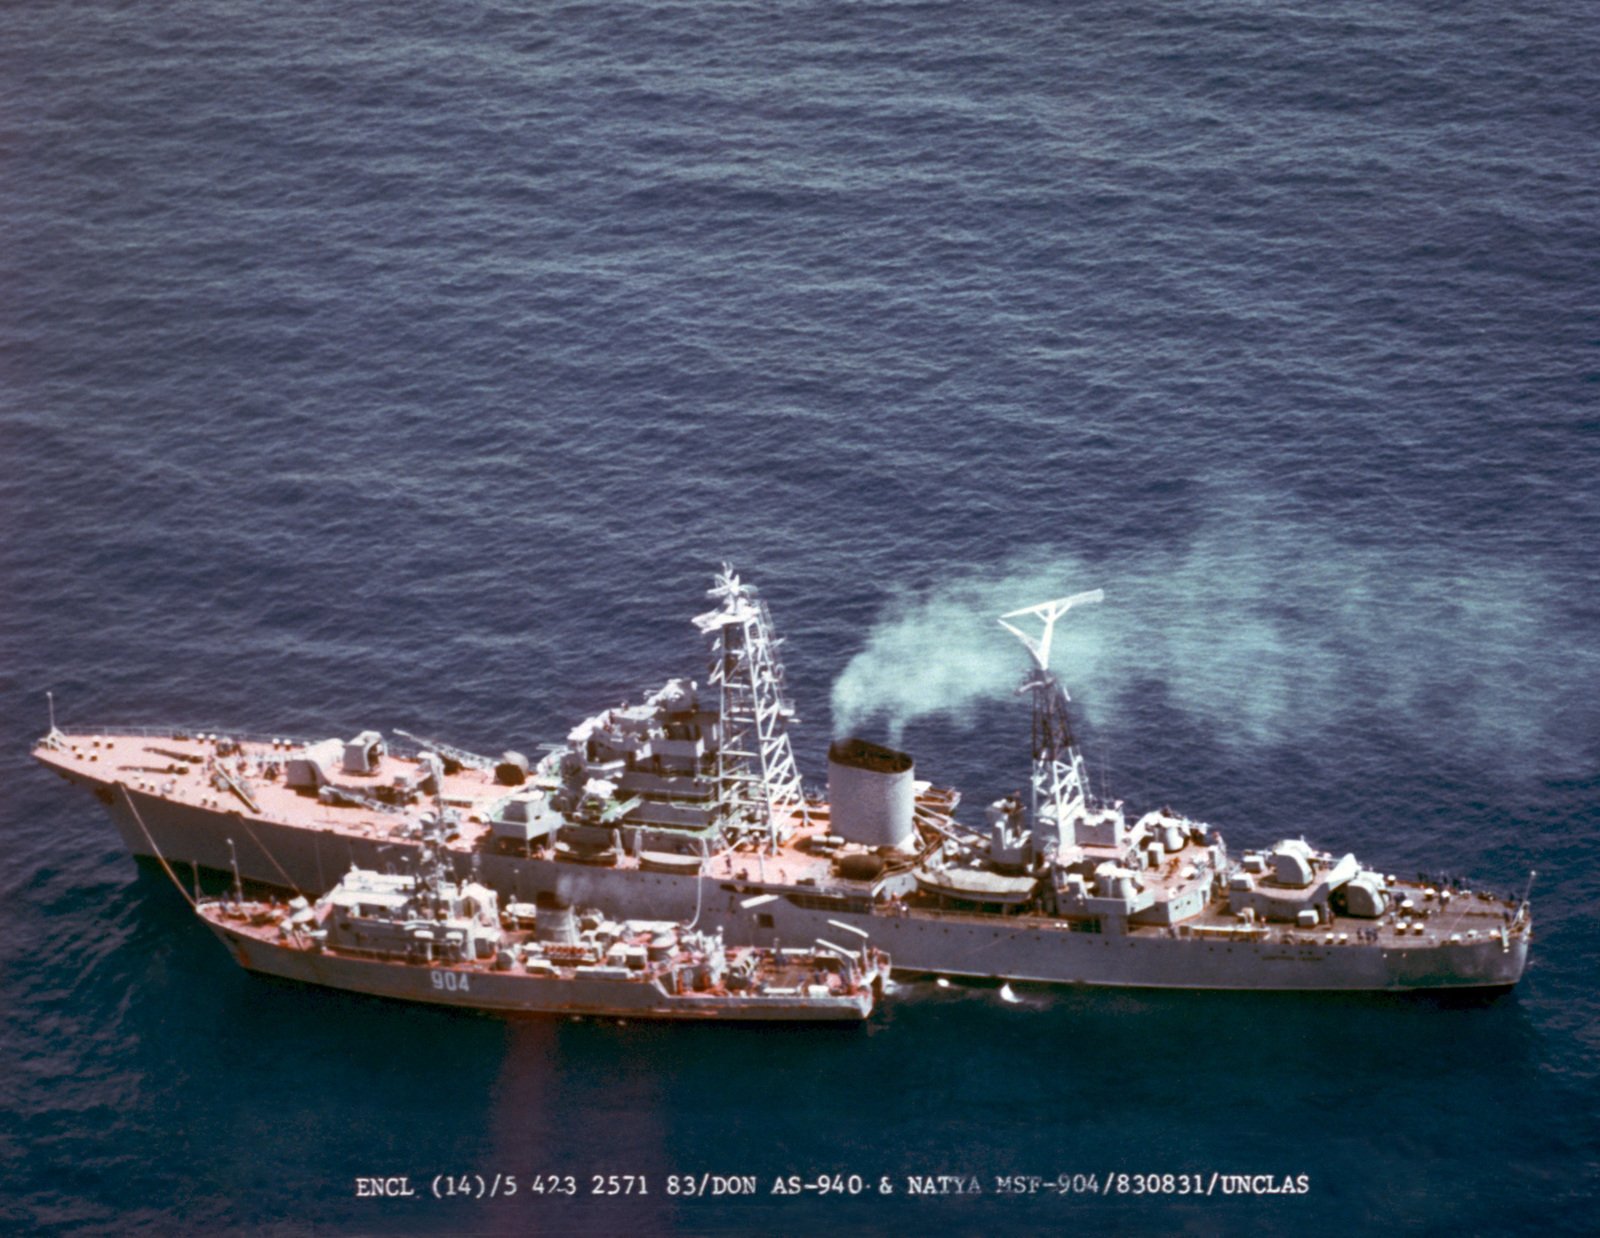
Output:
[
  {"xmin": 104, "ymin": 780, "xmax": 1526, "ymax": 992},
  {"xmin": 202, "ymin": 922, "xmax": 873, "ymax": 1020}
]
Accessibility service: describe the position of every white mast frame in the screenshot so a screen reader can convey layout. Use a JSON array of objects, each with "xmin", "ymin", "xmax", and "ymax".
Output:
[
  {"xmin": 997, "ymin": 589, "xmax": 1103, "ymax": 838},
  {"xmin": 693, "ymin": 565, "xmax": 807, "ymax": 848}
]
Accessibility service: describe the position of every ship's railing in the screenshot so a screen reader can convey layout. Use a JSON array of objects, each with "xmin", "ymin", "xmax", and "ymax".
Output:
[
  {"xmin": 45, "ymin": 723, "xmax": 435, "ymax": 757},
  {"xmin": 872, "ymin": 900, "xmax": 1042, "ymax": 925},
  {"xmin": 50, "ymin": 723, "xmax": 317, "ymax": 745}
]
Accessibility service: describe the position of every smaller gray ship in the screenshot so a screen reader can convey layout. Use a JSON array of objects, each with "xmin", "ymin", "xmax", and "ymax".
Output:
[{"xmin": 198, "ymin": 855, "xmax": 888, "ymax": 1022}]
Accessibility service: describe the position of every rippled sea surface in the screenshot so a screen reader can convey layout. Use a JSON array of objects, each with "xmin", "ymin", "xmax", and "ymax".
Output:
[{"xmin": 3, "ymin": 1, "xmax": 1597, "ymax": 1233}]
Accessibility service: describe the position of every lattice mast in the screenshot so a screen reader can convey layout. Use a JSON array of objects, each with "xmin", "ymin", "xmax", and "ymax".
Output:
[
  {"xmin": 693, "ymin": 565, "xmax": 807, "ymax": 848},
  {"xmin": 997, "ymin": 590, "xmax": 1104, "ymax": 835}
]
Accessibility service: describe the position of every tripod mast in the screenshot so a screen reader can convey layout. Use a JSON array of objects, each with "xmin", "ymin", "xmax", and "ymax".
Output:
[{"xmin": 997, "ymin": 589, "xmax": 1103, "ymax": 839}]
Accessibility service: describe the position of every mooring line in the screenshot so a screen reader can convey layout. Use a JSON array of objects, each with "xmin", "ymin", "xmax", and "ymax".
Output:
[{"xmin": 118, "ymin": 783, "xmax": 197, "ymax": 910}]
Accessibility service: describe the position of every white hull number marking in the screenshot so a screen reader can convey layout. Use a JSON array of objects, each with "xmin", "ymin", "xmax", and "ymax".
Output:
[{"xmin": 432, "ymin": 970, "xmax": 470, "ymax": 993}]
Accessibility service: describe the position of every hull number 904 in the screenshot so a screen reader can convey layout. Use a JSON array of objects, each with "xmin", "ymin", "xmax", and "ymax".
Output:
[{"xmin": 431, "ymin": 970, "xmax": 470, "ymax": 993}]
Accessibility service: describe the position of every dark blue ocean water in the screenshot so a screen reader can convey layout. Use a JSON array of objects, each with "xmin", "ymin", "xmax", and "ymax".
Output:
[{"xmin": 3, "ymin": 1, "xmax": 1598, "ymax": 1232}]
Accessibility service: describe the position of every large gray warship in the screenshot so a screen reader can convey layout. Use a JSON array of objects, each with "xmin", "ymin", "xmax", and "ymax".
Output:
[{"xmin": 34, "ymin": 567, "xmax": 1532, "ymax": 992}]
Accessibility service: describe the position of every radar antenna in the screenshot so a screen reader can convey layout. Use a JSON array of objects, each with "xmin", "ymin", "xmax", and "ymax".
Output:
[
  {"xmin": 693, "ymin": 564, "xmax": 807, "ymax": 848},
  {"xmin": 997, "ymin": 589, "xmax": 1104, "ymax": 838}
]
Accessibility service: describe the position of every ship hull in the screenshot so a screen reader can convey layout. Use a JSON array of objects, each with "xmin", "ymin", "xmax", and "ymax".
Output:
[
  {"xmin": 95, "ymin": 781, "xmax": 1527, "ymax": 993},
  {"xmin": 201, "ymin": 922, "xmax": 873, "ymax": 1021}
]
